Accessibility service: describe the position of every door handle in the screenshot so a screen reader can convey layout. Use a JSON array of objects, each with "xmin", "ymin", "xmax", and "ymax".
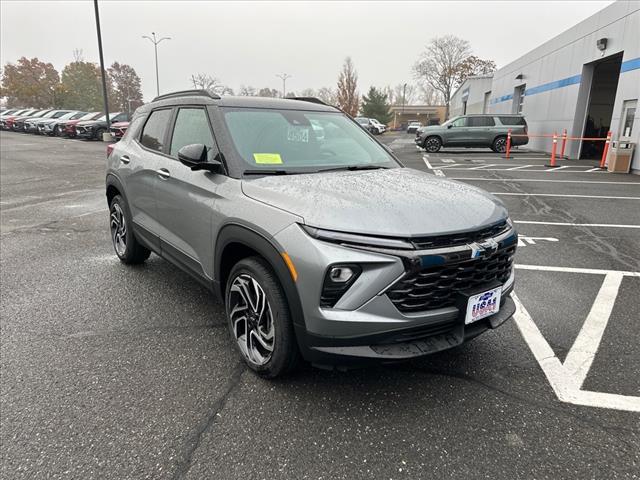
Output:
[
  {"xmin": 156, "ymin": 168, "xmax": 171, "ymax": 179},
  {"xmin": 120, "ymin": 155, "xmax": 130, "ymax": 164}
]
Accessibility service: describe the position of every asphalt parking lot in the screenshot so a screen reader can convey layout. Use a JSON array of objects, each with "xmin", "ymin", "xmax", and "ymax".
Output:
[{"xmin": 1, "ymin": 130, "xmax": 639, "ymax": 479}]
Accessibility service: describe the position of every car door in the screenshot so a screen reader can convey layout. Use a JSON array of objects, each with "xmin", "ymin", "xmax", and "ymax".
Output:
[
  {"xmin": 124, "ymin": 108, "xmax": 174, "ymax": 250},
  {"xmin": 466, "ymin": 116, "xmax": 495, "ymax": 146},
  {"xmin": 153, "ymin": 106, "xmax": 224, "ymax": 279},
  {"xmin": 443, "ymin": 116, "xmax": 468, "ymax": 145}
]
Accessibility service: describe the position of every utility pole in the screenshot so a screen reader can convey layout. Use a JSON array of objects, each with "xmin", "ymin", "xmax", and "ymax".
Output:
[
  {"xmin": 143, "ymin": 32, "xmax": 171, "ymax": 97},
  {"xmin": 401, "ymin": 83, "xmax": 407, "ymax": 129},
  {"xmin": 276, "ymin": 73, "xmax": 292, "ymax": 98},
  {"xmin": 93, "ymin": 0, "xmax": 110, "ymax": 137}
]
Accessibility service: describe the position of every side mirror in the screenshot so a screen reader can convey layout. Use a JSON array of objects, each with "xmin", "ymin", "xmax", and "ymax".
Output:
[{"xmin": 178, "ymin": 143, "xmax": 223, "ymax": 173}]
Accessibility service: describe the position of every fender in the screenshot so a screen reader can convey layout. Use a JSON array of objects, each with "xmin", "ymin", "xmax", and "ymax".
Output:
[
  {"xmin": 105, "ymin": 173, "xmax": 126, "ymax": 205},
  {"xmin": 214, "ymin": 224, "xmax": 306, "ymax": 328}
]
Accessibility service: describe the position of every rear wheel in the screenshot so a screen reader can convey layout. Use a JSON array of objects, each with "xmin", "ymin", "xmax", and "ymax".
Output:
[
  {"xmin": 95, "ymin": 128, "xmax": 106, "ymax": 141},
  {"xmin": 225, "ymin": 257, "xmax": 299, "ymax": 378},
  {"xmin": 423, "ymin": 136, "xmax": 442, "ymax": 153},
  {"xmin": 109, "ymin": 195, "xmax": 151, "ymax": 264},
  {"xmin": 492, "ymin": 136, "xmax": 507, "ymax": 153}
]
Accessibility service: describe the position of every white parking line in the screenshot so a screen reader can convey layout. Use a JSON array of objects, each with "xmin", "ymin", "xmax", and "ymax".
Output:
[
  {"xmin": 434, "ymin": 169, "xmax": 445, "ymax": 176},
  {"xmin": 505, "ymin": 165, "xmax": 532, "ymax": 171},
  {"xmin": 515, "ymin": 263, "xmax": 640, "ymax": 277},
  {"xmin": 548, "ymin": 166, "xmax": 571, "ymax": 172},
  {"xmin": 586, "ymin": 167, "xmax": 603, "ymax": 172},
  {"xmin": 491, "ymin": 192, "xmax": 640, "ymax": 200},
  {"xmin": 423, "ymin": 157, "xmax": 433, "ymax": 170},
  {"xmin": 468, "ymin": 164, "xmax": 498, "ymax": 170},
  {"xmin": 431, "ymin": 165, "xmax": 605, "ymax": 173},
  {"xmin": 514, "ymin": 220, "xmax": 640, "ymax": 229},
  {"xmin": 449, "ymin": 177, "xmax": 640, "ymax": 185}
]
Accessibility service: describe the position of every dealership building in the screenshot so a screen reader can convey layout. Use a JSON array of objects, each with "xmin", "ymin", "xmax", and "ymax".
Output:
[{"xmin": 450, "ymin": 0, "xmax": 639, "ymax": 170}]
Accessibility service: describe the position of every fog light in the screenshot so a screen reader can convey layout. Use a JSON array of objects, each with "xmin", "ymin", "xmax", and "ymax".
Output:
[
  {"xmin": 320, "ymin": 264, "xmax": 362, "ymax": 308},
  {"xmin": 329, "ymin": 266, "xmax": 355, "ymax": 283}
]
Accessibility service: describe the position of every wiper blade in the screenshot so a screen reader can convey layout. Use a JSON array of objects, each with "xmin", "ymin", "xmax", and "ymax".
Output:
[
  {"xmin": 319, "ymin": 165, "xmax": 389, "ymax": 173},
  {"xmin": 243, "ymin": 169, "xmax": 290, "ymax": 175}
]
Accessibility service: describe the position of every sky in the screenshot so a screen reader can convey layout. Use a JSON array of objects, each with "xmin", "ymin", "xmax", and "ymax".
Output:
[{"xmin": 1, "ymin": 0, "xmax": 615, "ymax": 102}]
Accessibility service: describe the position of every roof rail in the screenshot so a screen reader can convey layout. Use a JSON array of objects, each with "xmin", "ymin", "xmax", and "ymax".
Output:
[
  {"xmin": 152, "ymin": 89, "xmax": 221, "ymax": 102},
  {"xmin": 285, "ymin": 96, "xmax": 328, "ymax": 106}
]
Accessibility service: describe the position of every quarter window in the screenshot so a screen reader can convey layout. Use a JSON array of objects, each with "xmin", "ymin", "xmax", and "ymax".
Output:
[
  {"xmin": 170, "ymin": 108, "xmax": 215, "ymax": 158},
  {"xmin": 140, "ymin": 109, "xmax": 172, "ymax": 152}
]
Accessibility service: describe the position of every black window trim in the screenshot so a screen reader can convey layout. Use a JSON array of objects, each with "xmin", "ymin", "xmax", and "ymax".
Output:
[
  {"xmin": 135, "ymin": 107, "xmax": 175, "ymax": 159},
  {"xmin": 165, "ymin": 104, "xmax": 228, "ymax": 174}
]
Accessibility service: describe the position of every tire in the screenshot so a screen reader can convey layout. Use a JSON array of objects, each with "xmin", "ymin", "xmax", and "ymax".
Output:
[
  {"xmin": 95, "ymin": 128, "xmax": 106, "ymax": 141},
  {"xmin": 225, "ymin": 256, "xmax": 299, "ymax": 378},
  {"xmin": 423, "ymin": 136, "xmax": 442, "ymax": 153},
  {"xmin": 109, "ymin": 195, "xmax": 151, "ymax": 264},
  {"xmin": 52, "ymin": 125, "xmax": 59, "ymax": 136},
  {"xmin": 492, "ymin": 136, "xmax": 507, "ymax": 153}
]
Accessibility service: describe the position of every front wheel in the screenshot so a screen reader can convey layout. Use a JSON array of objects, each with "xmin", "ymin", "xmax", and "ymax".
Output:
[
  {"xmin": 95, "ymin": 128, "xmax": 106, "ymax": 140},
  {"xmin": 109, "ymin": 195, "xmax": 151, "ymax": 264},
  {"xmin": 423, "ymin": 136, "xmax": 442, "ymax": 153},
  {"xmin": 492, "ymin": 136, "xmax": 507, "ymax": 153},
  {"xmin": 226, "ymin": 257, "xmax": 299, "ymax": 378}
]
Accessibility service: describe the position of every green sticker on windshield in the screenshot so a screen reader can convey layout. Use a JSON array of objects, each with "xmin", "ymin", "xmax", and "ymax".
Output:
[{"xmin": 253, "ymin": 153, "xmax": 283, "ymax": 164}]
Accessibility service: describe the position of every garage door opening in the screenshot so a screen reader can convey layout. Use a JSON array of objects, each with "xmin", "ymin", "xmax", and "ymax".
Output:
[{"xmin": 580, "ymin": 53, "xmax": 623, "ymax": 159}]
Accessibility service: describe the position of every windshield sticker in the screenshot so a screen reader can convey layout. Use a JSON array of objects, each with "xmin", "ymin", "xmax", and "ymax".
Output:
[
  {"xmin": 253, "ymin": 153, "xmax": 283, "ymax": 164},
  {"xmin": 287, "ymin": 126, "xmax": 309, "ymax": 143}
]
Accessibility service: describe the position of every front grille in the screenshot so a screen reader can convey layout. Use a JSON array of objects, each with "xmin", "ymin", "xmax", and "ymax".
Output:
[
  {"xmin": 411, "ymin": 220, "xmax": 509, "ymax": 250},
  {"xmin": 386, "ymin": 244, "xmax": 515, "ymax": 313}
]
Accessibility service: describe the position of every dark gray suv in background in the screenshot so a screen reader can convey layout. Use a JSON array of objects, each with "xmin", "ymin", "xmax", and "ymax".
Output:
[
  {"xmin": 106, "ymin": 90, "xmax": 518, "ymax": 377},
  {"xmin": 416, "ymin": 114, "xmax": 528, "ymax": 153}
]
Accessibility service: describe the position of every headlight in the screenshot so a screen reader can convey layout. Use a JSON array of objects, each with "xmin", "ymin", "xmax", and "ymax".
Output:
[{"xmin": 301, "ymin": 224, "xmax": 413, "ymax": 250}]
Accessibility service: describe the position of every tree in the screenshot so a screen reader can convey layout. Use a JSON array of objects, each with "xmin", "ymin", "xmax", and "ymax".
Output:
[
  {"xmin": 239, "ymin": 85, "xmax": 256, "ymax": 96},
  {"xmin": 60, "ymin": 60, "xmax": 104, "ymax": 111},
  {"xmin": 190, "ymin": 73, "xmax": 232, "ymax": 95},
  {"xmin": 360, "ymin": 87, "xmax": 391, "ymax": 123},
  {"xmin": 1, "ymin": 57, "xmax": 60, "ymax": 108},
  {"xmin": 336, "ymin": 57, "xmax": 359, "ymax": 116},
  {"xmin": 386, "ymin": 83, "xmax": 417, "ymax": 106},
  {"xmin": 417, "ymin": 83, "xmax": 443, "ymax": 105},
  {"xmin": 108, "ymin": 62, "xmax": 143, "ymax": 115},
  {"xmin": 413, "ymin": 35, "xmax": 472, "ymax": 119},
  {"xmin": 453, "ymin": 55, "xmax": 496, "ymax": 85},
  {"xmin": 299, "ymin": 88, "xmax": 316, "ymax": 97},
  {"xmin": 316, "ymin": 87, "xmax": 337, "ymax": 105},
  {"xmin": 257, "ymin": 87, "xmax": 279, "ymax": 98}
]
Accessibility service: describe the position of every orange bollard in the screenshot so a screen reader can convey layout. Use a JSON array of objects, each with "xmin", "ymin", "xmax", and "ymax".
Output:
[
  {"xmin": 505, "ymin": 129, "xmax": 512, "ymax": 159},
  {"xmin": 560, "ymin": 129, "xmax": 567, "ymax": 158},
  {"xmin": 546, "ymin": 132, "xmax": 558, "ymax": 167},
  {"xmin": 599, "ymin": 131, "xmax": 612, "ymax": 169}
]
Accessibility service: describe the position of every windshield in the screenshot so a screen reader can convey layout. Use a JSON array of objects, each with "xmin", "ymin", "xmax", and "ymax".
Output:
[
  {"xmin": 222, "ymin": 108, "xmax": 398, "ymax": 173},
  {"xmin": 441, "ymin": 116, "xmax": 460, "ymax": 127},
  {"xmin": 95, "ymin": 113, "xmax": 121, "ymax": 122},
  {"xmin": 70, "ymin": 112, "xmax": 87, "ymax": 120}
]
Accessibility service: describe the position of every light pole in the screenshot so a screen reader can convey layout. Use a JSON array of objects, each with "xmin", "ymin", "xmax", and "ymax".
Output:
[
  {"xmin": 142, "ymin": 32, "xmax": 171, "ymax": 97},
  {"xmin": 276, "ymin": 73, "xmax": 291, "ymax": 98},
  {"xmin": 93, "ymin": 0, "xmax": 110, "ymax": 137}
]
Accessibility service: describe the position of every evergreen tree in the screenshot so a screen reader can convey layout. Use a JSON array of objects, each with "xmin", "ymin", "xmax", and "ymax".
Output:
[{"xmin": 360, "ymin": 86, "xmax": 391, "ymax": 123}]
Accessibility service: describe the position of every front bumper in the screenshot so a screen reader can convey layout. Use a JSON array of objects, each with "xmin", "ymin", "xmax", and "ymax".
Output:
[
  {"xmin": 274, "ymin": 223, "xmax": 517, "ymax": 366},
  {"xmin": 75, "ymin": 127, "xmax": 95, "ymax": 138}
]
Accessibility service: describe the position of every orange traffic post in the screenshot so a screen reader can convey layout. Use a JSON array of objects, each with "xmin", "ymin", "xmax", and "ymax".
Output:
[
  {"xmin": 599, "ymin": 131, "xmax": 612, "ymax": 169},
  {"xmin": 546, "ymin": 132, "xmax": 558, "ymax": 167},
  {"xmin": 505, "ymin": 129, "xmax": 512, "ymax": 159},
  {"xmin": 560, "ymin": 129, "xmax": 567, "ymax": 158}
]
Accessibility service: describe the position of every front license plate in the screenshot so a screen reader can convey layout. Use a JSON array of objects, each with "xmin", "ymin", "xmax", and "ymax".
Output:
[{"xmin": 465, "ymin": 287, "xmax": 501, "ymax": 325}]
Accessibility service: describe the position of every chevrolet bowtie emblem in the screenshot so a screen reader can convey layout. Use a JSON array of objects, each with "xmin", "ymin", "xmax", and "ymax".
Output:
[{"xmin": 470, "ymin": 238, "xmax": 499, "ymax": 259}]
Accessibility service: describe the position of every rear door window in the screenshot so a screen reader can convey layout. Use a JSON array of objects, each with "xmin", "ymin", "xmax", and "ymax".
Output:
[
  {"xmin": 498, "ymin": 116, "xmax": 526, "ymax": 126},
  {"xmin": 169, "ymin": 108, "xmax": 215, "ymax": 158},
  {"xmin": 468, "ymin": 116, "xmax": 495, "ymax": 127},
  {"xmin": 140, "ymin": 109, "xmax": 172, "ymax": 153}
]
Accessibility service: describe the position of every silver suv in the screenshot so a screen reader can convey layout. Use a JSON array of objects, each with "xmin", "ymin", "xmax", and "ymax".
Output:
[
  {"xmin": 416, "ymin": 114, "xmax": 528, "ymax": 153},
  {"xmin": 106, "ymin": 90, "xmax": 518, "ymax": 377}
]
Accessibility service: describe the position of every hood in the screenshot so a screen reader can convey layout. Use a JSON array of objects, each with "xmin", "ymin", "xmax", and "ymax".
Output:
[
  {"xmin": 111, "ymin": 121, "xmax": 129, "ymax": 128},
  {"xmin": 241, "ymin": 168, "xmax": 507, "ymax": 237},
  {"xmin": 76, "ymin": 120, "xmax": 105, "ymax": 127}
]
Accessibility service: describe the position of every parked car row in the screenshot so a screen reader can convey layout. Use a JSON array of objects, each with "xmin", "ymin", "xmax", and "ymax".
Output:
[
  {"xmin": 0, "ymin": 108, "xmax": 130, "ymax": 140},
  {"xmin": 354, "ymin": 117, "xmax": 387, "ymax": 135}
]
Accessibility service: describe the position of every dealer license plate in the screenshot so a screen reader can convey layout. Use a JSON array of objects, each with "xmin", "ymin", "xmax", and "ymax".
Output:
[{"xmin": 465, "ymin": 287, "xmax": 501, "ymax": 325}]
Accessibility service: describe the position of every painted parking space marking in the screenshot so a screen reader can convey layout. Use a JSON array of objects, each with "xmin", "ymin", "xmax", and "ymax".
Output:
[
  {"xmin": 491, "ymin": 192, "xmax": 640, "ymax": 200},
  {"xmin": 449, "ymin": 177, "xmax": 640, "ymax": 185},
  {"xmin": 429, "ymin": 164, "xmax": 607, "ymax": 173},
  {"xmin": 423, "ymin": 156, "xmax": 433, "ymax": 170},
  {"xmin": 512, "ymin": 264, "xmax": 640, "ymax": 412},
  {"xmin": 469, "ymin": 163, "xmax": 498, "ymax": 170},
  {"xmin": 517, "ymin": 236, "xmax": 559, "ymax": 247},
  {"xmin": 514, "ymin": 220, "xmax": 640, "ymax": 229},
  {"xmin": 434, "ymin": 169, "xmax": 445, "ymax": 177}
]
